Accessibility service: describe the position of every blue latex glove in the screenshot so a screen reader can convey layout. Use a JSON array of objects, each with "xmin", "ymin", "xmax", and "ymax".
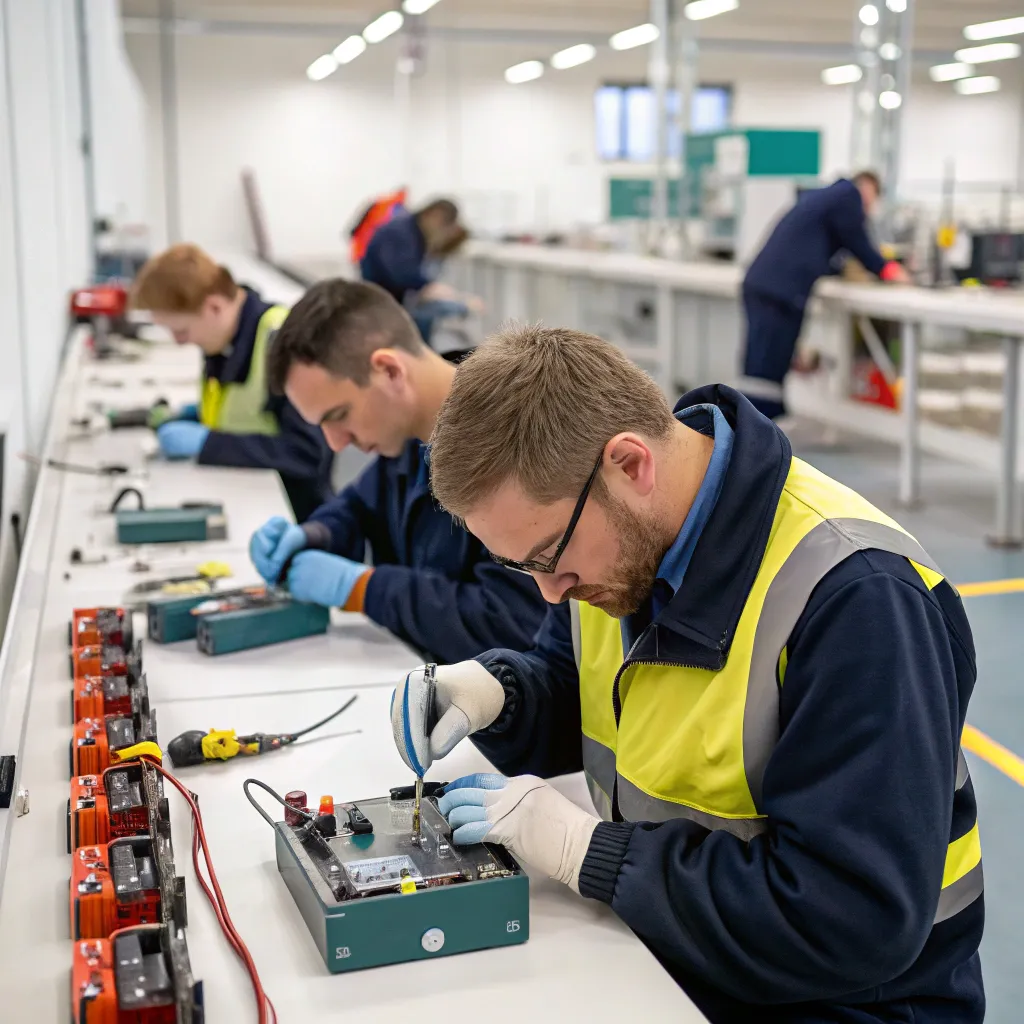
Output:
[
  {"xmin": 438, "ymin": 773, "xmax": 599, "ymax": 891},
  {"xmin": 157, "ymin": 420, "xmax": 209, "ymax": 460},
  {"xmin": 249, "ymin": 516, "xmax": 307, "ymax": 584},
  {"xmin": 177, "ymin": 402, "xmax": 199, "ymax": 421},
  {"xmin": 286, "ymin": 550, "xmax": 366, "ymax": 608}
]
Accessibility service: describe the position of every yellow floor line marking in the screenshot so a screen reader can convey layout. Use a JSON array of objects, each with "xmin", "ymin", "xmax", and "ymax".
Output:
[
  {"xmin": 963, "ymin": 724, "xmax": 1024, "ymax": 788},
  {"xmin": 957, "ymin": 578, "xmax": 1024, "ymax": 598}
]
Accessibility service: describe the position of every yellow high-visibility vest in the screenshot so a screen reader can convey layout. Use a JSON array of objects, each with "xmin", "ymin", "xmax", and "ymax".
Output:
[
  {"xmin": 199, "ymin": 305, "xmax": 288, "ymax": 435},
  {"xmin": 572, "ymin": 456, "xmax": 982, "ymax": 926}
]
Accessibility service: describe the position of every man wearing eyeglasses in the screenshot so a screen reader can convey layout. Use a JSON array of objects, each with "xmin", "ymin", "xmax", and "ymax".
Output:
[
  {"xmin": 392, "ymin": 324, "xmax": 983, "ymax": 1022},
  {"xmin": 246, "ymin": 278, "xmax": 546, "ymax": 664}
]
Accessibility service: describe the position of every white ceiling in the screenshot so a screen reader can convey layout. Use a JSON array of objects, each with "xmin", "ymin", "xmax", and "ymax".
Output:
[{"xmin": 120, "ymin": 1, "xmax": 1024, "ymax": 52}]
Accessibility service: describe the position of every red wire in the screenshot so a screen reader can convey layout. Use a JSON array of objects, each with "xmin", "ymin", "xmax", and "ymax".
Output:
[{"xmin": 149, "ymin": 762, "xmax": 277, "ymax": 1024}]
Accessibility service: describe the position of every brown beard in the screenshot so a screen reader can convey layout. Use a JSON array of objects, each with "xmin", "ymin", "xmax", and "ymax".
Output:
[{"xmin": 564, "ymin": 495, "xmax": 667, "ymax": 619}]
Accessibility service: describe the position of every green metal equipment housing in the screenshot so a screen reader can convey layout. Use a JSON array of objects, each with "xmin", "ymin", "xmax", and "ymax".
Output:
[
  {"xmin": 195, "ymin": 600, "xmax": 329, "ymax": 656},
  {"xmin": 115, "ymin": 505, "xmax": 227, "ymax": 545},
  {"xmin": 274, "ymin": 797, "xmax": 529, "ymax": 973}
]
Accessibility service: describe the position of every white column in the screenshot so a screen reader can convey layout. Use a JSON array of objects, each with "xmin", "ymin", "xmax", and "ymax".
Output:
[{"xmin": 648, "ymin": 0, "xmax": 671, "ymax": 249}]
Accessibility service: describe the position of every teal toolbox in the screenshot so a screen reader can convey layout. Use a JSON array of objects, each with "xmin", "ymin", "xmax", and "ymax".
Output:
[
  {"xmin": 195, "ymin": 600, "xmax": 329, "ymax": 655},
  {"xmin": 116, "ymin": 505, "xmax": 227, "ymax": 544}
]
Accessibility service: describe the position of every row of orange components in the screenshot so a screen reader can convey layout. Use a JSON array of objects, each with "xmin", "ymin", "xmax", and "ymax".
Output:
[
  {"xmin": 70, "ymin": 608, "xmax": 159, "ymax": 779},
  {"xmin": 67, "ymin": 608, "xmax": 203, "ymax": 1023}
]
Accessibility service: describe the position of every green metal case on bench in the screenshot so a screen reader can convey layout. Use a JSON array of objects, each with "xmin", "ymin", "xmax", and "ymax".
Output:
[
  {"xmin": 146, "ymin": 589, "xmax": 249, "ymax": 644},
  {"xmin": 115, "ymin": 505, "xmax": 227, "ymax": 544},
  {"xmin": 195, "ymin": 601, "xmax": 330, "ymax": 655},
  {"xmin": 274, "ymin": 806, "xmax": 529, "ymax": 973}
]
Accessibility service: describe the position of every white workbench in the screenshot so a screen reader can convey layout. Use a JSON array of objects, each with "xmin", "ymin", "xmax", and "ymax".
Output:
[{"xmin": 0, "ymin": 259, "xmax": 700, "ymax": 1021}]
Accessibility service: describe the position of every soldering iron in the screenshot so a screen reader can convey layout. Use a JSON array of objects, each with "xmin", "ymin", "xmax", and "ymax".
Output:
[{"xmin": 166, "ymin": 695, "xmax": 359, "ymax": 767}]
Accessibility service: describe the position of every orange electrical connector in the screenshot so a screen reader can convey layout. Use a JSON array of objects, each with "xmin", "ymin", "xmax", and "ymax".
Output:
[
  {"xmin": 70, "ymin": 642, "xmax": 141, "ymax": 684},
  {"xmin": 70, "ymin": 707, "xmax": 160, "ymax": 778},
  {"xmin": 69, "ymin": 608, "xmax": 132, "ymax": 651},
  {"xmin": 72, "ymin": 671, "xmax": 148, "ymax": 725},
  {"xmin": 68, "ymin": 762, "xmax": 164, "ymax": 853},
  {"xmin": 71, "ymin": 924, "xmax": 202, "ymax": 1024},
  {"xmin": 70, "ymin": 835, "xmax": 174, "ymax": 939}
]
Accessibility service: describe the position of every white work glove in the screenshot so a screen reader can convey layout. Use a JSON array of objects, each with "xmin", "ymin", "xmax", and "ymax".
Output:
[
  {"xmin": 439, "ymin": 774, "xmax": 600, "ymax": 893},
  {"xmin": 391, "ymin": 662, "xmax": 505, "ymax": 776}
]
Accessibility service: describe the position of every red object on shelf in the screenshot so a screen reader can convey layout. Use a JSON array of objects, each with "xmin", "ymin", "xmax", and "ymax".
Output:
[
  {"xmin": 851, "ymin": 361, "xmax": 897, "ymax": 409},
  {"xmin": 70, "ymin": 285, "xmax": 128, "ymax": 320}
]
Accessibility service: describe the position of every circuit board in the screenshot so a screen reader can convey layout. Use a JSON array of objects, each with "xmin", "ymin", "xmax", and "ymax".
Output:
[
  {"xmin": 296, "ymin": 795, "xmax": 514, "ymax": 903},
  {"xmin": 275, "ymin": 791, "xmax": 529, "ymax": 972}
]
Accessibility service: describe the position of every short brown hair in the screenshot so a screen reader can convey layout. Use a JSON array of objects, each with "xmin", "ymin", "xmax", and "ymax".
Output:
[
  {"xmin": 267, "ymin": 278, "xmax": 426, "ymax": 392},
  {"xmin": 853, "ymin": 169, "xmax": 882, "ymax": 195},
  {"xmin": 430, "ymin": 323, "xmax": 676, "ymax": 517},
  {"xmin": 131, "ymin": 243, "xmax": 237, "ymax": 313}
]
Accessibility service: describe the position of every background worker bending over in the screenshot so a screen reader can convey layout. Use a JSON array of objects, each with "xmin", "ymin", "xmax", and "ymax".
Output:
[
  {"xmin": 740, "ymin": 171, "xmax": 911, "ymax": 419},
  {"xmin": 132, "ymin": 244, "xmax": 333, "ymax": 521}
]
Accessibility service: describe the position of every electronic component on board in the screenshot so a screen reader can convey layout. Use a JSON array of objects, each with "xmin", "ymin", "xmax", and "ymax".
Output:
[
  {"xmin": 71, "ymin": 923, "xmax": 203, "ymax": 1024},
  {"xmin": 71, "ymin": 703, "xmax": 160, "ymax": 778},
  {"xmin": 70, "ymin": 828, "xmax": 185, "ymax": 940},
  {"xmin": 70, "ymin": 641, "xmax": 142, "ymax": 684},
  {"xmin": 73, "ymin": 670, "xmax": 149, "ymax": 725},
  {"xmin": 69, "ymin": 608, "xmax": 133, "ymax": 651},
  {"xmin": 69, "ymin": 760, "xmax": 167, "ymax": 853},
  {"xmin": 251, "ymin": 780, "xmax": 529, "ymax": 973}
]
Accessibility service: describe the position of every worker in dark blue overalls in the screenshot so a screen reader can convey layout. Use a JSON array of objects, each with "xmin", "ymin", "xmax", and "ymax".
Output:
[
  {"xmin": 360, "ymin": 198, "xmax": 479, "ymax": 347},
  {"xmin": 740, "ymin": 171, "xmax": 910, "ymax": 419},
  {"xmin": 132, "ymin": 244, "xmax": 334, "ymax": 521}
]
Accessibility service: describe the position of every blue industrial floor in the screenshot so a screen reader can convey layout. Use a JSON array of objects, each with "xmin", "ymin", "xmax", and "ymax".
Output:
[{"xmin": 792, "ymin": 427, "xmax": 1024, "ymax": 1023}]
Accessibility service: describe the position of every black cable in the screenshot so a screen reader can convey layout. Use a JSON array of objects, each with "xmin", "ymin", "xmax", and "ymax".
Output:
[
  {"xmin": 19, "ymin": 452, "xmax": 128, "ymax": 476},
  {"xmin": 9, "ymin": 513, "xmax": 21, "ymax": 559},
  {"xmin": 243, "ymin": 778, "xmax": 315, "ymax": 831},
  {"xmin": 110, "ymin": 486, "xmax": 145, "ymax": 512},
  {"xmin": 287, "ymin": 695, "xmax": 359, "ymax": 741}
]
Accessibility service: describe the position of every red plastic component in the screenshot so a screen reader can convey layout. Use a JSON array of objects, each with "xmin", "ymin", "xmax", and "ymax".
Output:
[
  {"xmin": 318, "ymin": 795, "xmax": 335, "ymax": 816},
  {"xmin": 284, "ymin": 790, "xmax": 308, "ymax": 827},
  {"xmin": 70, "ymin": 285, "xmax": 128, "ymax": 319}
]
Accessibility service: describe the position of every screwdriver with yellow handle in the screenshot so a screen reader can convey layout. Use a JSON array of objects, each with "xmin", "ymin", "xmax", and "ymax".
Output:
[{"xmin": 166, "ymin": 695, "xmax": 358, "ymax": 767}]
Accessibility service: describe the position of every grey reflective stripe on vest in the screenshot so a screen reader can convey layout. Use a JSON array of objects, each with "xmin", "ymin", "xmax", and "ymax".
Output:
[
  {"xmin": 570, "ymin": 600, "xmax": 582, "ymax": 673},
  {"xmin": 934, "ymin": 862, "xmax": 984, "ymax": 924},
  {"xmin": 743, "ymin": 518, "xmax": 941, "ymax": 810},
  {"xmin": 617, "ymin": 775, "xmax": 768, "ymax": 840},
  {"xmin": 956, "ymin": 748, "xmax": 969, "ymax": 791},
  {"xmin": 581, "ymin": 735, "xmax": 613, "ymax": 820}
]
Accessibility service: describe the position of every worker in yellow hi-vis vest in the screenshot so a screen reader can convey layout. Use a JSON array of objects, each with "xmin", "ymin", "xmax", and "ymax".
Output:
[
  {"xmin": 391, "ymin": 325, "xmax": 984, "ymax": 1023},
  {"xmin": 131, "ymin": 244, "xmax": 332, "ymax": 521}
]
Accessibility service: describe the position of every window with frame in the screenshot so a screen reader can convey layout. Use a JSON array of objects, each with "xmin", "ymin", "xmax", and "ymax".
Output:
[{"xmin": 595, "ymin": 83, "xmax": 732, "ymax": 162}]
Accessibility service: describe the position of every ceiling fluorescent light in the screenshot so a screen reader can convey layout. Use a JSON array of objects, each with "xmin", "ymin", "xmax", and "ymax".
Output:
[
  {"xmin": 859, "ymin": 5, "xmax": 879, "ymax": 26},
  {"xmin": 821, "ymin": 64, "xmax": 863, "ymax": 85},
  {"xmin": 363, "ymin": 10, "xmax": 404, "ymax": 43},
  {"xmin": 964, "ymin": 17, "xmax": 1024, "ymax": 42},
  {"xmin": 505, "ymin": 60, "xmax": 544, "ymax": 85},
  {"xmin": 954, "ymin": 75, "xmax": 1001, "ymax": 95},
  {"xmin": 550, "ymin": 43, "xmax": 596, "ymax": 70},
  {"xmin": 885, "ymin": 0, "xmax": 906, "ymax": 11},
  {"xmin": 954, "ymin": 42, "xmax": 1021, "ymax": 64},
  {"xmin": 609, "ymin": 23, "xmax": 660, "ymax": 50},
  {"xmin": 403, "ymin": 0, "xmax": 441, "ymax": 12},
  {"xmin": 929, "ymin": 62, "xmax": 973, "ymax": 82},
  {"xmin": 684, "ymin": 0, "xmax": 739, "ymax": 21},
  {"xmin": 333, "ymin": 35, "xmax": 367, "ymax": 64},
  {"xmin": 306, "ymin": 54, "xmax": 338, "ymax": 81},
  {"xmin": 878, "ymin": 90, "xmax": 902, "ymax": 109}
]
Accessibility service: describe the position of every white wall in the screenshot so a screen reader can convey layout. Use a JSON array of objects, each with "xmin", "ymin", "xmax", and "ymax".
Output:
[
  {"xmin": 0, "ymin": 0, "xmax": 141, "ymax": 634},
  {"xmin": 123, "ymin": 27, "xmax": 1024, "ymax": 256}
]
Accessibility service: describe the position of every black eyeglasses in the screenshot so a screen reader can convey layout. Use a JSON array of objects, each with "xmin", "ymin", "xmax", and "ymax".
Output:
[{"xmin": 490, "ymin": 455, "xmax": 603, "ymax": 575}]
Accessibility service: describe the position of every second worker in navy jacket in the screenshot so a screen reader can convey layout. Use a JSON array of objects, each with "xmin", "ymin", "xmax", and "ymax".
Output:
[
  {"xmin": 740, "ymin": 173, "xmax": 909, "ymax": 418},
  {"xmin": 248, "ymin": 277, "xmax": 547, "ymax": 664}
]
